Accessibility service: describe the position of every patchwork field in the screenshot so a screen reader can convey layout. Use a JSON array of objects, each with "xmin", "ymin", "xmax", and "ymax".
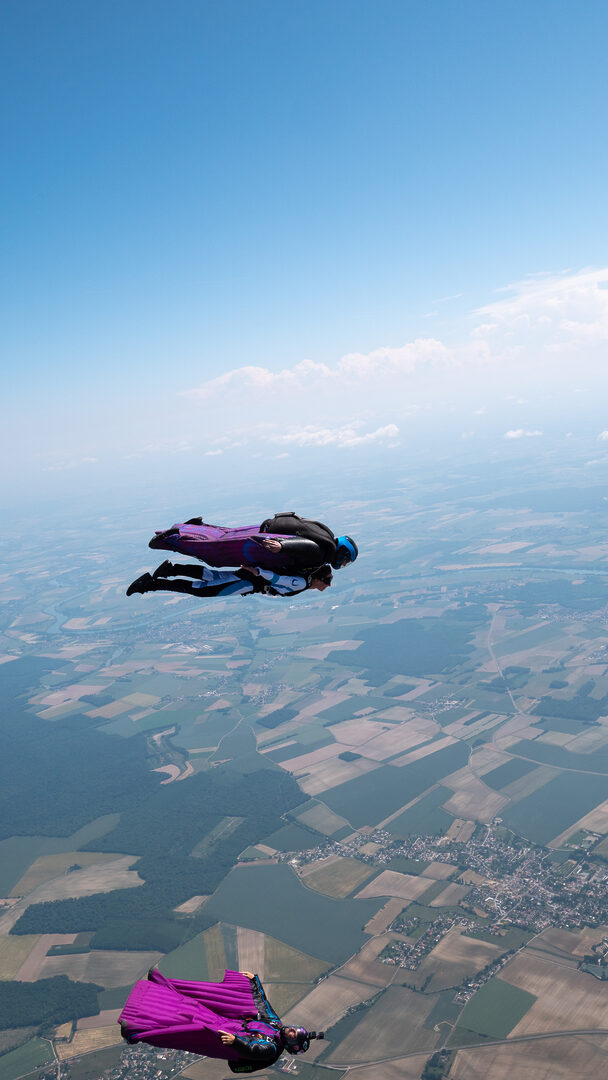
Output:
[
  {"xmin": 456, "ymin": 975, "xmax": 537, "ymax": 1038},
  {"xmin": 408, "ymin": 927, "xmax": 501, "ymax": 992},
  {"xmin": 356, "ymin": 869, "xmax": 433, "ymax": 902},
  {"xmin": 0, "ymin": 1037, "xmax": 54, "ymax": 1080},
  {"xmin": 503, "ymin": 951, "xmax": 608, "ymax": 1035},
  {"xmin": 299, "ymin": 855, "xmax": 376, "ymax": 898},
  {"xmin": 336, "ymin": 935, "xmax": 402, "ymax": 988},
  {"xmin": 327, "ymin": 986, "xmax": 438, "ymax": 1062},
  {"xmin": 283, "ymin": 975, "xmax": 377, "ymax": 1029},
  {"xmin": 0, "ymin": 934, "xmax": 40, "ymax": 979},
  {"xmin": 55, "ymin": 1025, "xmax": 123, "ymax": 1060},
  {"xmin": 36, "ymin": 948, "xmax": 162, "ymax": 988},
  {"xmin": 451, "ymin": 1033, "xmax": 608, "ymax": 1080}
]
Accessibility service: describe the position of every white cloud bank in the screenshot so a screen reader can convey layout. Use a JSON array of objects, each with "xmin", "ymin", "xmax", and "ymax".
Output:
[
  {"xmin": 183, "ymin": 268, "xmax": 608, "ymax": 413},
  {"xmin": 504, "ymin": 429, "xmax": 543, "ymax": 439},
  {"xmin": 268, "ymin": 423, "xmax": 400, "ymax": 448}
]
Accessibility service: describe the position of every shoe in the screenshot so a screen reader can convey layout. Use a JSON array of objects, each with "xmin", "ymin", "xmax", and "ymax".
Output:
[
  {"xmin": 153, "ymin": 560, "xmax": 175, "ymax": 580},
  {"xmin": 185, "ymin": 516, "xmax": 203, "ymax": 525},
  {"xmin": 126, "ymin": 573, "xmax": 155, "ymax": 596}
]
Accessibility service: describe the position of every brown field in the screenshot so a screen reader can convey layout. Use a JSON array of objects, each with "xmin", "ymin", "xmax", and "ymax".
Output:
[
  {"xmin": 344, "ymin": 718, "xmax": 440, "ymax": 762},
  {"xmin": 174, "ymin": 894, "xmax": 208, "ymax": 914},
  {"xmin": 263, "ymin": 935, "xmax": 330, "ymax": 982},
  {"xmin": 404, "ymin": 927, "xmax": 500, "ymax": 992},
  {"xmin": 446, "ymin": 819, "xmax": 476, "ymax": 842},
  {"xmin": 283, "ymin": 975, "xmax": 376, "ymax": 1029},
  {"xmin": 356, "ymin": 870, "xmax": 431, "ymax": 902},
  {"xmin": 567, "ymin": 727, "xmax": 608, "ymax": 753},
  {"xmin": 360, "ymin": 841, "xmax": 381, "ymax": 855},
  {"xmin": 502, "ymin": 952, "xmax": 608, "ymax": 1034},
  {"xmin": 421, "ymin": 861, "xmax": 457, "ymax": 880},
  {"xmin": 279, "ymin": 743, "xmax": 345, "ymax": 772},
  {"xmin": 429, "ymin": 883, "xmax": 471, "ymax": 907},
  {"xmin": 77, "ymin": 1009, "xmax": 121, "ymax": 1030},
  {"xmin": 122, "ymin": 692, "xmax": 160, "ymax": 707},
  {"xmin": 500, "ymin": 764, "xmax": 556, "ymax": 802},
  {"xmin": 295, "ymin": 802, "xmax": 350, "ymax": 835},
  {"xmin": 38, "ymin": 949, "xmax": 162, "ymax": 987},
  {"xmin": 0, "ymin": 933, "xmax": 40, "ymax": 978},
  {"xmin": 363, "ymin": 897, "xmax": 406, "ymax": 936},
  {"xmin": 236, "ymin": 928, "xmax": 265, "ymax": 978},
  {"xmin": 347, "ymin": 1055, "xmax": 432, "ymax": 1080},
  {"xmin": 291, "ymin": 691, "xmax": 352, "ymax": 723},
  {"xmin": 55, "ymin": 1026, "xmax": 122, "ymax": 1060},
  {"xmin": 298, "ymin": 640, "xmax": 361, "ymax": 660},
  {"xmin": 300, "ymin": 856, "xmax": 375, "ymax": 898},
  {"xmin": 451, "ymin": 1033, "xmax": 608, "ymax": 1080},
  {"xmin": 326, "ymin": 718, "xmax": 398, "ymax": 746},
  {"xmin": 204, "ymin": 924, "xmax": 227, "ymax": 981},
  {"xmin": 392, "ymin": 735, "xmax": 457, "ymax": 767},
  {"xmin": 538, "ymin": 730, "xmax": 575, "ymax": 746},
  {"xmin": 336, "ymin": 935, "xmax": 402, "ymax": 988},
  {"xmin": 533, "ymin": 925, "xmax": 608, "ymax": 960},
  {"xmin": 38, "ymin": 683, "xmax": 106, "ymax": 707},
  {"xmin": 16, "ymin": 935, "xmax": 77, "ymax": 981},
  {"xmin": 458, "ymin": 869, "xmax": 488, "ymax": 885},
  {"xmin": 296, "ymin": 756, "xmax": 380, "ymax": 797},
  {"xmin": 443, "ymin": 775, "xmax": 508, "ymax": 823},
  {"xmin": 327, "ymin": 985, "xmax": 438, "ymax": 1062},
  {"xmin": 9, "ymin": 855, "xmax": 142, "ymax": 913}
]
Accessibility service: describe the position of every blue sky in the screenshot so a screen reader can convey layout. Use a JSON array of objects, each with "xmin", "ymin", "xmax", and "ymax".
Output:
[{"xmin": 2, "ymin": 0, "xmax": 608, "ymax": 502}]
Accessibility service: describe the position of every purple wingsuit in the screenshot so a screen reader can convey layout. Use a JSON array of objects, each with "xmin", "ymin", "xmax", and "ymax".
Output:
[
  {"xmin": 149, "ymin": 521, "xmax": 328, "ymax": 575},
  {"xmin": 118, "ymin": 969, "xmax": 282, "ymax": 1064}
]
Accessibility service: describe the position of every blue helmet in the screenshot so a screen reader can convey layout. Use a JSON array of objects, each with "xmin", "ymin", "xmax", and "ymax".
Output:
[{"xmin": 332, "ymin": 535, "xmax": 358, "ymax": 569}]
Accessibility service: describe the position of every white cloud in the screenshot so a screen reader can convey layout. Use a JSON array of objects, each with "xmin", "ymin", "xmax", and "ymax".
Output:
[
  {"xmin": 182, "ymin": 341, "xmax": 451, "ymax": 402},
  {"xmin": 598, "ymin": 431, "xmax": 608, "ymax": 441},
  {"xmin": 473, "ymin": 267, "xmax": 608, "ymax": 348},
  {"xmin": 204, "ymin": 449, "xmax": 223, "ymax": 456},
  {"xmin": 268, "ymin": 423, "xmax": 400, "ymax": 449},
  {"xmin": 504, "ymin": 429, "xmax": 543, "ymax": 439},
  {"xmin": 43, "ymin": 456, "xmax": 99, "ymax": 472}
]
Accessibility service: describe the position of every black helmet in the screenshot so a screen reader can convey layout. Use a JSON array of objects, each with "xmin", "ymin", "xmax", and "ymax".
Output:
[
  {"xmin": 281, "ymin": 1027, "xmax": 324, "ymax": 1055},
  {"xmin": 312, "ymin": 564, "xmax": 333, "ymax": 585}
]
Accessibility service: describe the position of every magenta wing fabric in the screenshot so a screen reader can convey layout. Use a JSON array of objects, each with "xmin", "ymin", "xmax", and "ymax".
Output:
[
  {"xmin": 118, "ymin": 969, "xmax": 279, "ymax": 1059},
  {"xmin": 149, "ymin": 521, "xmax": 289, "ymax": 572}
]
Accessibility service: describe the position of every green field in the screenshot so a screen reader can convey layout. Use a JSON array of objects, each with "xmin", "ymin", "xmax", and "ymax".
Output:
[
  {"xmin": 262, "ymin": 823, "xmax": 322, "ymax": 850},
  {"xmin": 482, "ymin": 758, "xmax": 537, "ymax": 791},
  {"xmin": 0, "ymin": 1037, "xmax": 53, "ymax": 1080},
  {"xmin": 500, "ymin": 770, "xmax": 608, "ymax": 844},
  {"xmin": 158, "ymin": 928, "xmax": 210, "ymax": 980},
  {"xmin": 0, "ymin": 816, "xmax": 120, "ymax": 896},
  {"xmin": 68, "ymin": 1045, "xmax": 124, "ymax": 1080},
  {"xmin": 203, "ymin": 864, "xmax": 383, "ymax": 962},
  {"xmin": 388, "ymin": 787, "xmax": 453, "ymax": 837},
  {"xmin": 463, "ymin": 927, "xmax": 533, "ymax": 950},
  {"xmin": 457, "ymin": 976, "xmax": 536, "ymax": 1038},
  {"xmin": 321, "ymin": 742, "xmax": 469, "ymax": 826}
]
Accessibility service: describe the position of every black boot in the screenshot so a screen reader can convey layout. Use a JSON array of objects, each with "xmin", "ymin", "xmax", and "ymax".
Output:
[
  {"xmin": 185, "ymin": 516, "xmax": 203, "ymax": 525},
  {"xmin": 126, "ymin": 572, "xmax": 156, "ymax": 596},
  {"xmin": 153, "ymin": 560, "xmax": 176, "ymax": 579}
]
